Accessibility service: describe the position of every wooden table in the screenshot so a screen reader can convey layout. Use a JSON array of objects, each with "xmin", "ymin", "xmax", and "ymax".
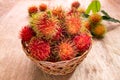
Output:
[{"xmin": 0, "ymin": 0, "xmax": 120, "ymax": 80}]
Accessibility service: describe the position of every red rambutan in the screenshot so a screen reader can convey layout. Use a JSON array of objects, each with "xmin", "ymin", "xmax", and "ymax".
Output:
[
  {"xmin": 52, "ymin": 7, "xmax": 65, "ymax": 19},
  {"xmin": 57, "ymin": 40, "xmax": 77, "ymax": 60},
  {"xmin": 20, "ymin": 26, "xmax": 35, "ymax": 42},
  {"xmin": 28, "ymin": 6, "xmax": 38, "ymax": 15},
  {"xmin": 73, "ymin": 33, "xmax": 91, "ymax": 52},
  {"xmin": 28, "ymin": 37, "xmax": 51, "ymax": 61},
  {"xmin": 39, "ymin": 3, "xmax": 47, "ymax": 11},
  {"xmin": 65, "ymin": 15, "xmax": 81, "ymax": 35},
  {"xmin": 52, "ymin": 28, "xmax": 63, "ymax": 40},
  {"xmin": 71, "ymin": 1, "xmax": 80, "ymax": 9}
]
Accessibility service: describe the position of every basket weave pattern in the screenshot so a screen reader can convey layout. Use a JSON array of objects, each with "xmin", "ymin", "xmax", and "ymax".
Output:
[{"xmin": 22, "ymin": 41, "xmax": 90, "ymax": 75}]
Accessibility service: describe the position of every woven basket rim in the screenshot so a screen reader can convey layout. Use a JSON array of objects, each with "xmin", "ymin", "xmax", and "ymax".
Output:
[{"xmin": 21, "ymin": 40, "xmax": 92, "ymax": 64}]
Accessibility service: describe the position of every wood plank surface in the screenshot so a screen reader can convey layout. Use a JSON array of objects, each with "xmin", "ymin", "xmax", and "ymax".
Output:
[{"xmin": 0, "ymin": 0, "xmax": 120, "ymax": 80}]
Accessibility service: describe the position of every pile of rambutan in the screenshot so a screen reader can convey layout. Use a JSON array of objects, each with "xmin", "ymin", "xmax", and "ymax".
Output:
[
  {"xmin": 83, "ymin": 13, "xmax": 106, "ymax": 38},
  {"xmin": 20, "ymin": 2, "xmax": 92, "ymax": 62}
]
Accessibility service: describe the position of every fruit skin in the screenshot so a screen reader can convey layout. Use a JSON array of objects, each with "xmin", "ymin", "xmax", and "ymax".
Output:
[
  {"xmin": 89, "ymin": 13, "xmax": 102, "ymax": 24},
  {"xmin": 52, "ymin": 7, "xmax": 65, "ymax": 20},
  {"xmin": 20, "ymin": 26, "xmax": 35, "ymax": 42},
  {"xmin": 65, "ymin": 15, "xmax": 81, "ymax": 35},
  {"xmin": 30, "ymin": 13, "xmax": 61, "ymax": 39},
  {"xmin": 28, "ymin": 37, "xmax": 51, "ymax": 61},
  {"xmin": 73, "ymin": 33, "xmax": 91, "ymax": 52},
  {"xmin": 52, "ymin": 7, "xmax": 63, "ymax": 16},
  {"xmin": 83, "ymin": 21, "xmax": 91, "ymax": 30},
  {"xmin": 39, "ymin": 3, "xmax": 47, "ymax": 11},
  {"xmin": 57, "ymin": 40, "xmax": 77, "ymax": 60},
  {"xmin": 91, "ymin": 24, "xmax": 106, "ymax": 38},
  {"xmin": 52, "ymin": 28, "xmax": 62, "ymax": 40},
  {"xmin": 28, "ymin": 6, "xmax": 38, "ymax": 15},
  {"xmin": 71, "ymin": 1, "xmax": 80, "ymax": 9}
]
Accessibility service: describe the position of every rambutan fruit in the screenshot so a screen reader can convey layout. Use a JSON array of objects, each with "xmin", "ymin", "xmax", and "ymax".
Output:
[
  {"xmin": 89, "ymin": 13, "xmax": 102, "ymax": 24},
  {"xmin": 73, "ymin": 33, "xmax": 91, "ymax": 52},
  {"xmin": 65, "ymin": 15, "xmax": 81, "ymax": 35},
  {"xmin": 52, "ymin": 7, "xmax": 65, "ymax": 20},
  {"xmin": 20, "ymin": 26, "xmax": 35, "ymax": 42},
  {"xmin": 28, "ymin": 6, "xmax": 38, "ymax": 16},
  {"xmin": 57, "ymin": 40, "xmax": 77, "ymax": 60},
  {"xmin": 91, "ymin": 24, "xmax": 106, "ymax": 38},
  {"xmin": 52, "ymin": 28, "xmax": 63, "ymax": 40},
  {"xmin": 28, "ymin": 37, "xmax": 51, "ymax": 61},
  {"xmin": 32, "ymin": 12, "xmax": 60, "ymax": 39},
  {"xmin": 83, "ymin": 20, "xmax": 91, "ymax": 30},
  {"xmin": 71, "ymin": 1, "xmax": 80, "ymax": 9},
  {"xmin": 31, "ymin": 13, "xmax": 61, "ymax": 39},
  {"xmin": 39, "ymin": 3, "xmax": 47, "ymax": 11}
]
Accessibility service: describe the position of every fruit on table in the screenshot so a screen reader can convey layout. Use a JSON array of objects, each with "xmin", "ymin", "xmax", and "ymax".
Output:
[
  {"xmin": 89, "ymin": 13, "xmax": 102, "ymax": 24},
  {"xmin": 91, "ymin": 24, "xmax": 106, "ymax": 38}
]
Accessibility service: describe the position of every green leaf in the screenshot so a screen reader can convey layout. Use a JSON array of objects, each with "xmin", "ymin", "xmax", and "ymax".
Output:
[
  {"xmin": 86, "ymin": 0, "xmax": 101, "ymax": 14},
  {"xmin": 96, "ymin": 0, "xmax": 101, "ymax": 12},
  {"xmin": 82, "ymin": 13, "xmax": 89, "ymax": 18},
  {"xmin": 85, "ymin": 1, "xmax": 94, "ymax": 14},
  {"xmin": 92, "ymin": 1, "xmax": 96, "ymax": 13},
  {"xmin": 92, "ymin": 0, "xmax": 101, "ymax": 13},
  {"xmin": 102, "ymin": 11, "xmax": 120, "ymax": 23},
  {"xmin": 101, "ymin": 10, "xmax": 110, "ymax": 17},
  {"xmin": 102, "ymin": 16, "xmax": 120, "ymax": 23}
]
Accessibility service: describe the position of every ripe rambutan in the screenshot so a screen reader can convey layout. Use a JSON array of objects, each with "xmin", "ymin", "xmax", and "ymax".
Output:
[
  {"xmin": 28, "ymin": 37, "xmax": 51, "ymax": 61},
  {"xmin": 57, "ymin": 40, "xmax": 77, "ymax": 60},
  {"xmin": 20, "ymin": 26, "xmax": 35, "ymax": 42},
  {"xmin": 65, "ymin": 15, "xmax": 81, "ymax": 35},
  {"xmin": 52, "ymin": 7, "xmax": 65, "ymax": 20},
  {"xmin": 39, "ymin": 3, "xmax": 47, "ymax": 11},
  {"xmin": 73, "ymin": 33, "xmax": 91, "ymax": 52},
  {"xmin": 71, "ymin": 1, "xmax": 80, "ymax": 9},
  {"xmin": 89, "ymin": 13, "xmax": 102, "ymax": 24},
  {"xmin": 28, "ymin": 6, "xmax": 38, "ymax": 15},
  {"xmin": 52, "ymin": 28, "xmax": 63, "ymax": 40},
  {"xmin": 31, "ymin": 13, "xmax": 61, "ymax": 39},
  {"xmin": 83, "ymin": 20, "xmax": 91, "ymax": 30},
  {"xmin": 91, "ymin": 24, "xmax": 106, "ymax": 38}
]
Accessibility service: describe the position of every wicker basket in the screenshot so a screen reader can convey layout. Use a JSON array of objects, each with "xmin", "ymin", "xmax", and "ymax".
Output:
[{"xmin": 22, "ymin": 40, "xmax": 91, "ymax": 75}]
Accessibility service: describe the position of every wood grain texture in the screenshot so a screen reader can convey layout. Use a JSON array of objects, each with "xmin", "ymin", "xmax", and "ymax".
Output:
[{"xmin": 0, "ymin": 0, "xmax": 120, "ymax": 80}]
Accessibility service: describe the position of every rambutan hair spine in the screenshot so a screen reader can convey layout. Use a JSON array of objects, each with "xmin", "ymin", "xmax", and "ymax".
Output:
[
  {"xmin": 30, "ymin": 12, "xmax": 62, "ymax": 40},
  {"xmin": 55, "ymin": 39, "xmax": 78, "ymax": 61},
  {"xmin": 20, "ymin": 25, "xmax": 35, "ymax": 42},
  {"xmin": 28, "ymin": 37, "xmax": 51, "ymax": 61},
  {"xmin": 28, "ymin": 6, "xmax": 38, "ymax": 16},
  {"xmin": 73, "ymin": 33, "xmax": 92, "ymax": 53},
  {"xmin": 65, "ymin": 14, "xmax": 82, "ymax": 35}
]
